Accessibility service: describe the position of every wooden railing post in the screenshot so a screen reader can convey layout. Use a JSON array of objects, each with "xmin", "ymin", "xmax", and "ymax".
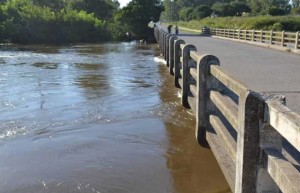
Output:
[
  {"xmin": 163, "ymin": 32, "xmax": 167, "ymax": 60},
  {"xmin": 164, "ymin": 33, "xmax": 169, "ymax": 61},
  {"xmin": 169, "ymin": 35, "xmax": 178, "ymax": 75},
  {"xmin": 260, "ymin": 30, "xmax": 263, "ymax": 43},
  {"xmin": 162, "ymin": 31, "xmax": 165, "ymax": 56},
  {"xmin": 233, "ymin": 29, "xmax": 235, "ymax": 39},
  {"xmin": 158, "ymin": 29, "xmax": 161, "ymax": 49},
  {"xmin": 196, "ymin": 55, "xmax": 220, "ymax": 147},
  {"xmin": 165, "ymin": 34, "xmax": 172, "ymax": 67},
  {"xmin": 160, "ymin": 30, "xmax": 163, "ymax": 52},
  {"xmin": 181, "ymin": 44, "xmax": 197, "ymax": 108},
  {"xmin": 174, "ymin": 39, "xmax": 185, "ymax": 88},
  {"xmin": 245, "ymin": 29, "xmax": 248, "ymax": 40},
  {"xmin": 238, "ymin": 29, "xmax": 241, "ymax": 39},
  {"xmin": 270, "ymin": 30, "xmax": 273, "ymax": 45},
  {"xmin": 252, "ymin": 29, "xmax": 255, "ymax": 41},
  {"xmin": 281, "ymin": 30, "xmax": 285, "ymax": 47},
  {"xmin": 235, "ymin": 91, "xmax": 264, "ymax": 193},
  {"xmin": 295, "ymin": 31, "xmax": 299, "ymax": 49}
]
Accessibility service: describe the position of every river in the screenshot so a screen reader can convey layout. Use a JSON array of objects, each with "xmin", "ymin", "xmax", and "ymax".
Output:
[{"xmin": 0, "ymin": 43, "xmax": 230, "ymax": 193}]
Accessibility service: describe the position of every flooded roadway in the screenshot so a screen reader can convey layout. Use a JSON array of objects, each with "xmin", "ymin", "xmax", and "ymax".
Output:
[{"xmin": 0, "ymin": 43, "xmax": 230, "ymax": 193}]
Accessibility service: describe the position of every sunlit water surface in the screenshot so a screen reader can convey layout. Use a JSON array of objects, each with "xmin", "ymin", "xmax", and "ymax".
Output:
[{"xmin": 0, "ymin": 43, "xmax": 230, "ymax": 193}]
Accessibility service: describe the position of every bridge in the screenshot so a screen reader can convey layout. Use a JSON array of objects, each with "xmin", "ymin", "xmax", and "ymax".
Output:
[{"xmin": 154, "ymin": 26, "xmax": 300, "ymax": 193}]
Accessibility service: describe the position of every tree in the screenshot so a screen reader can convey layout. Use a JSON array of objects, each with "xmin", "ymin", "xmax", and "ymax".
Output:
[
  {"xmin": 230, "ymin": 1, "xmax": 251, "ymax": 16},
  {"xmin": 247, "ymin": 0, "xmax": 271, "ymax": 14},
  {"xmin": 161, "ymin": 0, "xmax": 180, "ymax": 22},
  {"xmin": 190, "ymin": 5, "xmax": 212, "ymax": 19},
  {"xmin": 247, "ymin": 0, "xmax": 290, "ymax": 15},
  {"xmin": 178, "ymin": 7, "xmax": 194, "ymax": 21},
  {"xmin": 84, "ymin": 0, "xmax": 119, "ymax": 19},
  {"xmin": 114, "ymin": 0, "xmax": 163, "ymax": 39},
  {"xmin": 292, "ymin": 0, "xmax": 300, "ymax": 8},
  {"xmin": 0, "ymin": 0, "xmax": 111, "ymax": 43},
  {"xmin": 212, "ymin": 3, "xmax": 235, "ymax": 16},
  {"xmin": 291, "ymin": 7, "xmax": 300, "ymax": 14},
  {"xmin": 176, "ymin": 0, "xmax": 214, "ymax": 7}
]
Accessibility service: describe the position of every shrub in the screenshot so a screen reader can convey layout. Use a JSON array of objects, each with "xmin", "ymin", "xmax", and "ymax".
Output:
[
  {"xmin": 291, "ymin": 7, "xmax": 300, "ymax": 15},
  {"xmin": 175, "ymin": 16, "xmax": 300, "ymax": 32},
  {"xmin": 272, "ymin": 22, "xmax": 283, "ymax": 30}
]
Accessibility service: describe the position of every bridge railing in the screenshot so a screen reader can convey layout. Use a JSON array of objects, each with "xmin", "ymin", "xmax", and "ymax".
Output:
[
  {"xmin": 209, "ymin": 28, "xmax": 300, "ymax": 50},
  {"xmin": 154, "ymin": 27, "xmax": 300, "ymax": 193}
]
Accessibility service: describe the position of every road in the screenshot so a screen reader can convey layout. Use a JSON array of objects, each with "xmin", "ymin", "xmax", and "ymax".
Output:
[{"xmin": 162, "ymin": 26, "xmax": 300, "ymax": 113}]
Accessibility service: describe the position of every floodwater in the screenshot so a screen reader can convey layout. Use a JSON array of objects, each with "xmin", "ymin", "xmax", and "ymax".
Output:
[{"xmin": 0, "ymin": 43, "xmax": 230, "ymax": 193}]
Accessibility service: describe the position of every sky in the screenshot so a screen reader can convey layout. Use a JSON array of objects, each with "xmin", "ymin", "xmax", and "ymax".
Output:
[{"xmin": 119, "ymin": 0, "xmax": 131, "ymax": 8}]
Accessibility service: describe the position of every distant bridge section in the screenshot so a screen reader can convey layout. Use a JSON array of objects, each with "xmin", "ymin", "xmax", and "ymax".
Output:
[{"xmin": 207, "ymin": 28, "xmax": 299, "ymax": 54}]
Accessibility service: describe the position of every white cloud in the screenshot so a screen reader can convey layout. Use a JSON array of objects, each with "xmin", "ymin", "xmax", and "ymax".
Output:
[{"xmin": 118, "ymin": 0, "xmax": 131, "ymax": 8}]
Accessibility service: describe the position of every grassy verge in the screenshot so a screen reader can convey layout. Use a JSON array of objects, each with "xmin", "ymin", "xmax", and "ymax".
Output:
[{"xmin": 172, "ymin": 16, "xmax": 300, "ymax": 32}]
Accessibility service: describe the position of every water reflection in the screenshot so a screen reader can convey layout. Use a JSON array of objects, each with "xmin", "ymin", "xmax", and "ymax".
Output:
[
  {"xmin": 74, "ymin": 63, "xmax": 102, "ymax": 70},
  {"xmin": 32, "ymin": 62, "xmax": 59, "ymax": 69},
  {"xmin": 72, "ymin": 44, "xmax": 108, "ymax": 55},
  {"xmin": 75, "ymin": 74, "xmax": 110, "ymax": 99},
  {"xmin": 156, "ymin": 64, "xmax": 231, "ymax": 193}
]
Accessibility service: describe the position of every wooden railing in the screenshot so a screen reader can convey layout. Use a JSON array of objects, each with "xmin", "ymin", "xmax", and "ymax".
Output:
[
  {"xmin": 154, "ymin": 27, "xmax": 300, "ymax": 193},
  {"xmin": 207, "ymin": 28, "xmax": 300, "ymax": 50}
]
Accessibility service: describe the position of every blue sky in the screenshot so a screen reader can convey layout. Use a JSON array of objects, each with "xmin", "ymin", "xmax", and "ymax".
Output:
[{"xmin": 119, "ymin": 0, "xmax": 131, "ymax": 8}]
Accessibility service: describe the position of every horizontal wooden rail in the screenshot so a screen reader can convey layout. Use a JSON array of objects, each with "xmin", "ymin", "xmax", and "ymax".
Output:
[
  {"xmin": 210, "ymin": 115, "xmax": 237, "ymax": 162},
  {"xmin": 210, "ymin": 91, "xmax": 239, "ymax": 131},
  {"xmin": 263, "ymin": 148, "xmax": 300, "ymax": 193},
  {"xmin": 154, "ymin": 26, "xmax": 300, "ymax": 193},
  {"xmin": 265, "ymin": 101, "xmax": 300, "ymax": 153},
  {"xmin": 206, "ymin": 127, "xmax": 236, "ymax": 191},
  {"xmin": 210, "ymin": 65, "xmax": 248, "ymax": 96}
]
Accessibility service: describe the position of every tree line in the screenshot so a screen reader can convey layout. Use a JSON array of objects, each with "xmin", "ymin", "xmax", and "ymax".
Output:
[
  {"xmin": 0, "ymin": 0, "xmax": 163, "ymax": 44},
  {"xmin": 161, "ymin": 0, "xmax": 300, "ymax": 22}
]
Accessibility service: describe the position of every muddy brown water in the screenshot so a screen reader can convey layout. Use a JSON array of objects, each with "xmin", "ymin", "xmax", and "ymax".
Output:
[{"xmin": 0, "ymin": 43, "xmax": 230, "ymax": 193}]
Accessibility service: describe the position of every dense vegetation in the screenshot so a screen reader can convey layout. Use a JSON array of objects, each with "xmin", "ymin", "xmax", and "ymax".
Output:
[
  {"xmin": 0, "ymin": 0, "xmax": 163, "ymax": 44},
  {"xmin": 161, "ymin": 0, "xmax": 300, "ymax": 22},
  {"xmin": 175, "ymin": 16, "xmax": 300, "ymax": 32}
]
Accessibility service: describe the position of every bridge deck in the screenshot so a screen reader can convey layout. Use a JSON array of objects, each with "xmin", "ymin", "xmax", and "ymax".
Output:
[{"xmin": 177, "ymin": 34, "xmax": 300, "ymax": 113}]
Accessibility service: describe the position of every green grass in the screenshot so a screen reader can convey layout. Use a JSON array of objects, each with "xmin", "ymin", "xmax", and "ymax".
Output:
[{"xmin": 172, "ymin": 16, "xmax": 300, "ymax": 32}]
